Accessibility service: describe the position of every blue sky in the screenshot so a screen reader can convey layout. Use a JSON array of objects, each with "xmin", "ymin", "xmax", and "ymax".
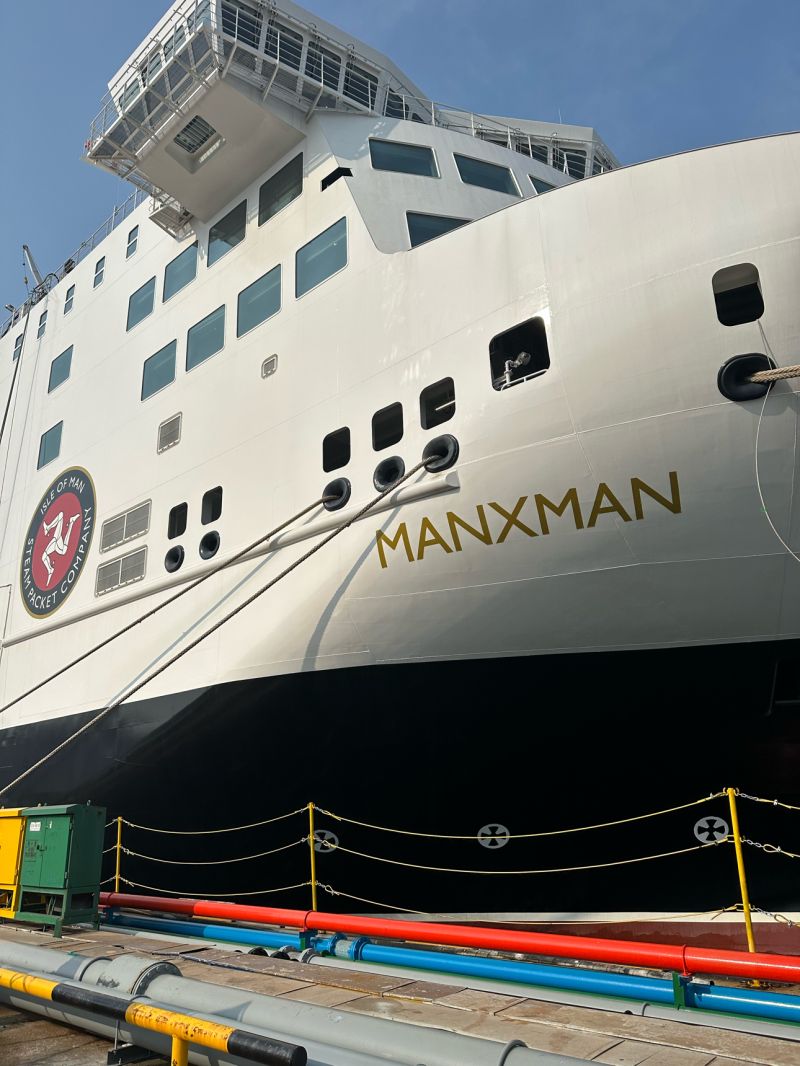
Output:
[{"xmin": 1, "ymin": 0, "xmax": 798, "ymax": 309}]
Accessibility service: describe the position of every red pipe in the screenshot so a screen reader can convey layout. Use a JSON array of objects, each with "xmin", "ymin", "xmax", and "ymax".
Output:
[{"xmin": 100, "ymin": 893, "xmax": 800, "ymax": 983}]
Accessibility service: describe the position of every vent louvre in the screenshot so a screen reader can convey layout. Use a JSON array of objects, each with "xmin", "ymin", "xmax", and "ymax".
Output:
[
  {"xmin": 174, "ymin": 115, "xmax": 217, "ymax": 155},
  {"xmin": 96, "ymin": 547, "xmax": 147, "ymax": 596},
  {"xmin": 158, "ymin": 413, "xmax": 182, "ymax": 453},
  {"xmin": 100, "ymin": 501, "xmax": 151, "ymax": 553}
]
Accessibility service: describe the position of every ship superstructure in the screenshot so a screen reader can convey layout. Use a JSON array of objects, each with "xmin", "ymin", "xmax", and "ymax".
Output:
[{"xmin": 0, "ymin": 0, "xmax": 798, "ymax": 916}]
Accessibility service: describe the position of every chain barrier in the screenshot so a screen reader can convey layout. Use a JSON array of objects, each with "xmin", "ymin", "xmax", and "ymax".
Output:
[
  {"xmin": 741, "ymin": 837, "xmax": 800, "ymax": 859},
  {"xmin": 736, "ymin": 789, "xmax": 800, "ymax": 813}
]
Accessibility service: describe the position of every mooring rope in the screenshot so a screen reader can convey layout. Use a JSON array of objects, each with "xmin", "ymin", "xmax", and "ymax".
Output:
[{"xmin": 749, "ymin": 364, "xmax": 800, "ymax": 383}]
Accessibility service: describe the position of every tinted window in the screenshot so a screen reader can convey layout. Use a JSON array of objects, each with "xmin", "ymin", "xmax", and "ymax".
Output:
[
  {"xmin": 168, "ymin": 502, "xmax": 187, "ymax": 539},
  {"xmin": 48, "ymin": 346, "xmax": 73, "ymax": 393},
  {"xmin": 530, "ymin": 176, "xmax": 555, "ymax": 194},
  {"xmin": 38, "ymin": 422, "xmax": 63, "ymax": 469},
  {"xmin": 127, "ymin": 225, "xmax": 139, "ymax": 258},
  {"xmin": 259, "ymin": 154, "xmax": 303, "ymax": 226},
  {"xmin": 372, "ymin": 403, "xmax": 403, "ymax": 450},
  {"xmin": 187, "ymin": 306, "xmax": 225, "ymax": 370},
  {"xmin": 237, "ymin": 265, "xmax": 281, "ymax": 337},
  {"xmin": 142, "ymin": 340, "xmax": 177, "ymax": 399},
  {"xmin": 13, "ymin": 334, "xmax": 23, "ymax": 361},
  {"xmin": 94, "ymin": 257, "xmax": 105, "ymax": 288},
  {"xmin": 127, "ymin": 276, "xmax": 156, "ymax": 331},
  {"xmin": 64, "ymin": 285, "xmax": 75, "ymax": 314},
  {"xmin": 202, "ymin": 486, "xmax": 223, "ymax": 524},
  {"xmin": 454, "ymin": 154, "xmax": 519, "ymax": 196},
  {"xmin": 490, "ymin": 318, "xmax": 550, "ymax": 390},
  {"xmin": 208, "ymin": 200, "xmax": 246, "ymax": 266},
  {"xmin": 323, "ymin": 427, "xmax": 350, "ymax": 472},
  {"xmin": 296, "ymin": 218, "xmax": 347, "ymax": 297},
  {"xmin": 420, "ymin": 378, "xmax": 455, "ymax": 430},
  {"xmin": 37, "ymin": 311, "xmax": 47, "ymax": 338},
  {"xmin": 712, "ymin": 263, "xmax": 764, "ymax": 326},
  {"xmin": 369, "ymin": 139, "xmax": 437, "ymax": 177},
  {"xmin": 407, "ymin": 212, "xmax": 468, "ymax": 248},
  {"xmin": 164, "ymin": 242, "xmax": 198, "ymax": 301}
]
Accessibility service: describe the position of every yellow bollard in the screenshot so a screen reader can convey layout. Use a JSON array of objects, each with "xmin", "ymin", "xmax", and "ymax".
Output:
[
  {"xmin": 171, "ymin": 1035, "xmax": 188, "ymax": 1066},
  {"xmin": 726, "ymin": 787, "xmax": 757, "ymax": 954},
  {"xmin": 114, "ymin": 816, "xmax": 122, "ymax": 894},
  {"xmin": 308, "ymin": 802, "xmax": 318, "ymax": 911}
]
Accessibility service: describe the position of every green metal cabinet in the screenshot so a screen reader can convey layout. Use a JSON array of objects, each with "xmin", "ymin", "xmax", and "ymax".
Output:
[{"xmin": 15, "ymin": 804, "xmax": 106, "ymax": 936}]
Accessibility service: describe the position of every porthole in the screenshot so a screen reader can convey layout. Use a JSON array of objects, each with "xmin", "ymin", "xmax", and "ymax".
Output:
[
  {"xmin": 323, "ymin": 477, "xmax": 351, "ymax": 512},
  {"xmin": 423, "ymin": 433, "xmax": 459, "ymax": 472},
  {"xmin": 164, "ymin": 545, "xmax": 185, "ymax": 573},
  {"xmin": 199, "ymin": 531, "xmax": 220, "ymax": 559},
  {"xmin": 373, "ymin": 455, "xmax": 405, "ymax": 492}
]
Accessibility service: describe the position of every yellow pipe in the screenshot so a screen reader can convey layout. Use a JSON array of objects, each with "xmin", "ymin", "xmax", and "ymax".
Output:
[
  {"xmin": 0, "ymin": 967, "xmax": 56, "ymax": 1001},
  {"xmin": 115, "ymin": 816, "xmax": 122, "ymax": 894},
  {"xmin": 171, "ymin": 1035, "xmax": 188, "ymax": 1066},
  {"xmin": 126, "ymin": 1003, "xmax": 236, "ymax": 1051},
  {"xmin": 727, "ymin": 787, "xmax": 757, "ymax": 954},
  {"xmin": 308, "ymin": 801, "xmax": 318, "ymax": 911}
]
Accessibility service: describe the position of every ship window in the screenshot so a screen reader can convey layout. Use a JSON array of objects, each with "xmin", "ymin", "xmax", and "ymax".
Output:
[
  {"xmin": 126, "ymin": 225, "xmax": 139, "ymax": 258},
  {"xmin": 48, "ymin": 346, "xmax": 73, "ymax": 393},
  {"xmin": 712, "ymin": 263, "xmax": 764, "ymax": 326},
  {"xmin": 530, "ymin": 176, "xmax": 555, "ymax": 194},
  {"xmin": 64, "ymin": 285, "xmax": 75, "ymax": 315},
  {"xmin": 296, "ymin": 217, "xmax": 347, "ymax": 298},
  {"xmin": 221, "ymin": 0, "xmax": 262, "ymax": 47},
  {"xmin": 164, "ymin": 23, "xmax": 186, "ymax": 61},
  {"xmin": 208, "ymin": 200, "xmax": 247, "ymax": 267},
  {"xmin": 202, "ymin": 486, "xmax": 223, "ymax": 524},
  {"xmin": 187, "ymin": 306, "xmax": 225, "ymax": 370},
  {"xmin": 490, "ymin": 318, "xmax": 550, "ymax": 390},
  {"xmin": 127, "ymin": 277, "xmax": 156, "ymax": 331},
  {"xmin": 306, "ymin": 40, "xmax": 341, "ymax": 89},
  {"xmin": 237, "ymin": 265, "xmax": 281, "ymax": 337},
  {"xmin": 264, "ymin": 20, "xmax": 303, "ymax": 70},
  {"xmin": 164, "ymin": 242, "xmax": 198, "ymax": 302},
  {"xmin": 37, "ymin": 421, "xmax": 63, "ymax": 469},
  {"xmin": 553, "ymin": 146, "xmax": 586, "ymax": 179},
  {"xmin": 323, "ymin": 427, "xmax": 350, "ymax": 472},
  {"xmin": 100, "ymin": 501, "xmax": 151, "ymax": 553},
  {"xmin": 259, "ymin": 154, "xmax": 303, "ymax": 226},
  {"xmin": 407, "ymin": 212, "xmax": 468, "ymax": 248},
  {"xmin": 37, "ymin": 310, "xmax": 47, "ymax": 339},
  {"xmin": 343, "ymin": 61, "xmax": 377, "ymax": 109},
  {"xmin": 168, "ymin": 502, "xmax": 188, "ymax": 539},
  {"xmin": 420, "ymin": 378, "xmax": 455, "ymax": 430},
  {"xmin": 94, "ymin": 257, "xmax": 105, "ymax": 288},
  {"xmin": 12, "ymin": 334, "xmax": 23, "ymax": 361},
  {"xmin": 142, "ymin": 340, "xmax": 177, "ymax": 400},
  {"xmin": 369, "ymin": 139, "xmax": 438, "ymax": 177},
  {"xmin": 321, "ymin": 167, "xmax": 352, "ymax": 191},
  {"xmin": 372, "ymin": 403, "xmax": 403, "ymax": 451},
  {"xmin": 454, "ymin": 154, "xmax": 520, "ymax": 196},
  {"xmin": 95, "ymin": 546, "xmax": 147, "ymax": 596}
]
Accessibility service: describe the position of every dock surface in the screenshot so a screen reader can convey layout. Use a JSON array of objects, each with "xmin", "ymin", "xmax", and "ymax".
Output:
[{"xmin": 0, "ymin": 924, "xmax": 797, "ymax": 1065}]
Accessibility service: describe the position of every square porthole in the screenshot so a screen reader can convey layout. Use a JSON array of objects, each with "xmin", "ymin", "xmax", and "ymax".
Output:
[
  {"xmin": 490, "ymin": 317, "xmax": 550, "ymax": 389},
  {"xmin": 168, "ymin": 502, "xmax": 187, "ymax": 539},
  {"xmin": 372, "ymin": 403, "xmax": 403, "ymax": 450},
  {"xmin": 712, "ymin": 263, "xmax": 764, "ymax": 326},
  {"xmin": 420, "ymin": 378, "xmax": 455, "ymax": 430},
  {"xmin": 323, "ymin": 427, "xmax": 350, "ymax": 472},
  {"xmin": 201, "ymin": 486, "xmax": 222, "ymax": 524}
]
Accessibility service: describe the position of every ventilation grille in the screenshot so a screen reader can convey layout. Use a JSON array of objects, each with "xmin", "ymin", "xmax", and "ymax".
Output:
[
  {"xmin": 174, "ymin": 115, "xmax": 217, "ymax": 155},
  {"xmin": 158, "ymin": 413, "xmax": 182, "ymax": 453},
  {"xmin": 96, "ymin": 547, "xmax": 147, "ymax": 596},
  {"xmin": 100, "ymin": 501, "xmax": 151, "ymax": 553}
]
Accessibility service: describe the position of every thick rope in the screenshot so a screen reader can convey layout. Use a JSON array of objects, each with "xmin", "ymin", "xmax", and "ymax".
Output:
[
  {"xmin": 0, "ymin": 459, "xmax": 430, "ymax": 798},
  {"xmin": 749, "ymin": 364, "xmax": 800, "ymax": 383},
  {"xmin": 1, "ymin": 495, "xmax": 330, "ymax": 716}
]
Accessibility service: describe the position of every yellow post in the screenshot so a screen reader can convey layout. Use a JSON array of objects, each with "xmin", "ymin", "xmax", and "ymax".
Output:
[
  {"xmin": 114, "ymin": 816, "xmax": 122, "ymax": 894},
  {"xmin": 171, "ymin": 1035, "xmax": 188, "ymax": 1066},
  {"xmin": 727, "ymin": 787, "xmax": 757, "ymax": 954},
  {"xmin": 308, "ymin": 802, "xmax": 318, "ymax": 911}
]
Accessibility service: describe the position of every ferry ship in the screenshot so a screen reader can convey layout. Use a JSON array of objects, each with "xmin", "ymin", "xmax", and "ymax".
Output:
[{"xmin": 1, "ymin": 0, "xmax": 799, "ymax": 918}]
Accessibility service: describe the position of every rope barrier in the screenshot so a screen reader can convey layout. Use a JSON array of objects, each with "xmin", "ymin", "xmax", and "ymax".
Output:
[
  {"xmin": 324, "ymin": 840, "xmax": 721, "ymax": 875},
  {"xmin": 0, "ymin": 458, "xmax": 430, "ymax": 799},
  {"xmin": 118, "ymin": 877, "xmax": 312, "ymax": 898},
  {"xmin": 120, "ymin": 807, "xmax": 305, "ymax": 835},
  {"xmin": 121, "ymin": 839, "xmax": 304, "ymax": 865},
  {"xmin": 317, "ymin": 792, "xmax": 725, "ymax": 840}
]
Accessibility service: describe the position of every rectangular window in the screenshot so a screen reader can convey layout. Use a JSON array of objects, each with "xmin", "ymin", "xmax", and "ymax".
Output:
[
  {"xmin": 369, "ymin": 139, "xmax": 437, "ymax": 177},
  {"xmin": 126, "ymin": 225, "xmax": 139, "ymax": 258},
  {"xmin": 187, "ymin": 306, "xmax": 225, "ymax": 370},
  {"xmin": 296, "ymin": 218, "xmax": 347, "ymax": 298},
  {"xmin": 127, "ymin": 277, "xmax": 156, "ymax": 331},
  {"xmin": 12, "ymin": 334, "xmax": 23, "ymax": 361},
  {"xmin": 264, "ymin": 20, "xmax": 303, "ymax": 69},
  {"xmin": 95, "ymin": 546, "xmax": 147, "ymax": 596},
  {"xmin": 202, "ymin": 486, "xmax": 223, "ymax": 524},
  {"xmin": 164, "ymin": 241, "xmax": 198, "ymax": 301},
  {"xmin": 323, "ymin": 427, "xmax": 350, "ymax": 472},
  {"xmin": 142, "ymin": 340, "xmax": 177, "ymax": 400},
  {"xmin": 343, "ymin": 62, "xmax": 377, "ymax": 108},
  {"xmin": 208, "ymin": 200, "xmax": 247, "ymax": 266},
  {"xmin": 48, "ymin": 346, "xmax": 73, "ymax": 393},
  {"xmin": 420, "ymin": 378, "xmax": 455, "ymax": 430},
  {"xmin": 37, "ymin": 421, "xmax": 63, "ymax": 469},
  {"xmin": 713, "ymin": 263, "xmax": 765, "ymax": 326},
  {"xmin": 372, "ymin": 403, "xmax": 403, "ymax": 450},
  {"xmin": 454, "ymin": 153, "xmax": 520, "ymax": 196},
  {"xmin": 94, "ymin": 257, "xmax": 105, "ymax": 288},
  {"xmin": 490, "ymin": 318, "xmax": 550, "ymax": 390},
  {"xmin": 530, "ymin": 176, "xmax": 555, "ymax": 195},
  {"xmin": 407, "ymin": 212, "xmax": 468, "ymax": 248},
  {"xmin": 168, "ymin": 502, "xmax": 187, "ymax": 539},
  {"xmin": 64, "ymin": 284, "xmax": 75, "ymax": 315},
  {"xmin": 37, "ymin": 310, "xmax": 47, "ymax": 339},
  {"xmin": 100, "ymin": 500, "xmax": 151, "ymax": 553},
  {"xmin": 237, "ymin": 265, "xmax": 281, "ymax": 337},
  {"xmin": 258, "ymin": 154, "xmax": 303, "ymax": 226},
  {"xmin": 305, "ymin": 41, "xmax": 341, "ymax": 89},
  {"xmin": 221, "ymin": 0, "xmax": 262, "ymax": 47}
]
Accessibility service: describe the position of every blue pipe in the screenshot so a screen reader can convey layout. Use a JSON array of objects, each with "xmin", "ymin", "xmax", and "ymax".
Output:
[{"xmin": 103, "ymin": 911, "xmax": 303, "ymax": 952}]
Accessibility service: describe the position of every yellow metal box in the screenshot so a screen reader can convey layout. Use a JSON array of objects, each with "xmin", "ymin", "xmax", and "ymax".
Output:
[{"xmin": 0, "ymin": 808, "xmax": 24, "ymax": 918}]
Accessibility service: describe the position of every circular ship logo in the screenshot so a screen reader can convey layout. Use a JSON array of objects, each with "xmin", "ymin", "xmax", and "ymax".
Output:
[{"xmin": 20, "ymin": 468, "xmax": 95, "ymax": 618}]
